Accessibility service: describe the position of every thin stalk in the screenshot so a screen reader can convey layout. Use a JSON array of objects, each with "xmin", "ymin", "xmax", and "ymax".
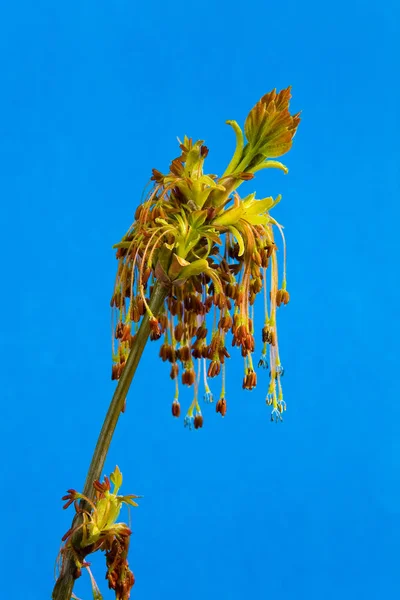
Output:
[{"xmin": 52, "ymin": 281, "xmax": 167, "ymax": 600}]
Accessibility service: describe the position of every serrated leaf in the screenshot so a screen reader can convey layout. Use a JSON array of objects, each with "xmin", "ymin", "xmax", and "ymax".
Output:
[
  {"xmin": 244, "ymin": 98, "xmax": 269, "ymax": 147},
  {"xmin": 259, "ymin": 138, "xmax": 293, "ymax": 158},
  {"xmin": 243, "ymin": 87, "xmax": 300, "ymax": 160}
]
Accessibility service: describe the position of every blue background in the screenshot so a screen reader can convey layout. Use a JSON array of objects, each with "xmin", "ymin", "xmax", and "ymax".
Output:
[{"xmin": 1, "ymin": 1, "xmax": 398, "ymax": 599}]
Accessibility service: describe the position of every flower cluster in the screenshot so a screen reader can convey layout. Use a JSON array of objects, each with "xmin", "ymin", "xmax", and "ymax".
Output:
[
  {"xmin": 59, "ymin": 466, "xmax": 139, "ymax": 600},
  {"xmin": 111, "ymin": 87, "xmax": 300, "ymax": 424}
]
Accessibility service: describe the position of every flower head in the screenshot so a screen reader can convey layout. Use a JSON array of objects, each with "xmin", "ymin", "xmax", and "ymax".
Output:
[{"xmin": 111, "ymin": 87, "xmax": 300, "ymax": 424}]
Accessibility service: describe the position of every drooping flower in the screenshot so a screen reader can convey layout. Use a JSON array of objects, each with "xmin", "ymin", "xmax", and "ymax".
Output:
[{"xmin": 111, "ymin": 86, "xmax": 300, "ymax": 424}]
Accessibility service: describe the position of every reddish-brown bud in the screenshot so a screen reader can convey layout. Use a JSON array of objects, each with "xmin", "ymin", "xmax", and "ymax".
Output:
[
  {"xmin": 242, "ymin": 369, "xmax": 257, "ymax": 390},
  {"xmin": 151, "ymin": 168, "xmax": 164, "ymax": 182},
  {"xmin": 174, "ymin": 322, "xmax": 184, "ymax": 341},
  {"xmin": 252, "ymin": 250, "xmax": 262, "ymax": 266},
  {"xmin": 276, "ymin": 289, "xmax": 290, "ymax": 305},
  {"xmin": 238, "ymin": 171, "xmax": 255, "ymax": 180},
  {"xmin": 142, "ymin": 267, "xmax": 152, "ymax": 286},
  {"xmin": 171, "ymin": 400, "xmax": 181, "ymax": 417},
  {"xmin": 137, "ymin": 297, "xmax": 145, "ymax": 315},
  {"xmin": 216, "ymin": 398, "xmax": 227, "ymax": 417},
  {"xmin": 179, "ymin": 345, "xmax": 190, "ymax": 362},
  {"xmin": 260, "ymin": 250, "xmax": 270, "ymax": 268},
  {"xmin": 207, "ymin": 360, "xmax": 221, "ymax": 378},
  {"xmin": 182, "ymin": 368, "xmax": 195, "ymax": 386},
  {"xmin": 149, "ymin": 317, "xmax": 162, "ymax": 341},
  {"xmin": 194, "ymin": 414, "xmax": 204, "ymax": 429},
  {"xmin": 170, "ymin": 363, "xmax": 179, "ymax": 379}
]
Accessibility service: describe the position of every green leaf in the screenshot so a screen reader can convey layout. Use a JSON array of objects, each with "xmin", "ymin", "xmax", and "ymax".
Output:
[
  {"xmin": 244, "ymin": 99, "xmax": 268, "ymax": 148},
  {"xmin": 212, "ymin": 204, "xmax": 245, "ymax": 227},
  {"xmin": 110, "ymin": 465, "xmax": 123, "ymax": 494},
  {"xmin": 179, "ymin": 259, "xmax": 210, "ymax": 280},
  {"xmin": 228, "ymin": 225, "xmax": 245, "ymax": 256},
  {"xmin": 251, "ymin": 160, "xmax": 288, "ymax": 175},
  {"xmin": 112, "ymin": 241, "xmax": 133, "ymax": 249},
  {"xmin": 189, "ymin": 209, "xmax": 208, "ymax": 228},
  {"xmin": 222, "ymin": 120, "xmax": 245, "ymax": 177},
  {"xmin": 123, "ymin": 495, "xmax": 140, "ymax": 507},
  {"xmin": 243, "ymin": 196, "xmax": 274, "ymax": 215}
]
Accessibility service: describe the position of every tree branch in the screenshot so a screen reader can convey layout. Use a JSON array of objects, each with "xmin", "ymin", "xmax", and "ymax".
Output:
[{"xmin": 52, "ymin": 281, "xmax": 167, "ymax": 600}]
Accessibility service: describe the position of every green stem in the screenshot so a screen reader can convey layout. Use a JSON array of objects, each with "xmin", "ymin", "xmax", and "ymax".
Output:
[{"xmin": 52, "ymin": 281, "xmax": 167, "ymax": 600}]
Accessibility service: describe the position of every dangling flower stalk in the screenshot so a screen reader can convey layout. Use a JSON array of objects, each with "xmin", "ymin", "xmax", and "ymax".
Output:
[{"xmin": 53, "ymin": 86, "xmax": 300, "ymax": 600}]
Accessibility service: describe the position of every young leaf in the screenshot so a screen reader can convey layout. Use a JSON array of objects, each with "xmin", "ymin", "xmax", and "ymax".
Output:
[{"xmin": 110, "ymin": 465, "xmax": 123, "ymax": 494}]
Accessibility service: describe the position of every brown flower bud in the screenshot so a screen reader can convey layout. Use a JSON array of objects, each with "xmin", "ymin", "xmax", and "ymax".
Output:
[
  {"xmin": 238, "ymin": 171, "xmax": 255, "ymax": 180},
  {"xmin": 151, "ymin": 168, "xmax": 164, "ymax": 182},
  {"xmin": 207, "ymin": 360, "xmax": 221, "ymax": 378},
  {"xmin": 130, "ymin": 304, "xmax": 140, "ymax": 323},
  {"xmin": 265, "ymin": 243, "xmax": 276, "ymax": 258},
  {"xmin": 135, "ymin": 204, "xmax": 143, "ymax": 219},
  {"xmin": 242, "ymin": 368, "xmax": 257, "ymax": 390},
  {"xmin": 179, "ymin": 345, "xmax": 190, "ymax": 362},
  {"xmin": 159, "ymin": 344, "xmax": 170, "ymax": 362},
  {"xmin": 252, "ymin": 250, "xmax": 262, "ymax": 266},
  {"xmin": 120, "ymin": 324, "xmax": 131, "ymax": 342},
  {"xmin": 149, "ymin": 317, "xmax": 162, "ymax": 341},
  {"xmin": 182, "ymin": 368, "xmax": 195, "ymax": 386},
  {"xmin": 158, "ymin": 314, "xmax": 169, "ymax": 332},
  {"xmin": 174, "ymin": 322, "xmax": 184, "ymax": 341},
  {"xmin": 252, "ymin": 277, "xmax": 263, "ymax": 294},
  {"xmin": 262, "ymin": 326, "xmax": 271, "ymax": 344},
  {"xmin": 111, "ymin": 364, "xmax": 120, "ymax": 380},
  {"xmin": 196, "ymin": 324, "xmax": 208, "ymax": 339},
  {"xmin": 260, "ymin": 250, "xmax": 270, "ymax": 268},
  {"xmin": 282, "ymin": 290, "xmax": 290, "ymax": 305},
  {"xmin": 216, "ymin": 398, "xmax": 227, "ymax": 417},
  {"xmin": 115, "ymin": 321, "xmax": 125, "ymax": 339},
  {"xmin": 194, "ymin": 414, "xmax": 204, "ymax": 429},
  {"xmin": 171, "ymin": 400, "xmax": 181, "ymax": 417},
  {"xmin": 170, "ymin": 363, "xmax": 179, "ymax": 379},
  {"xmin": 137, "ymin": 297, "xmax": 145, "ymax": 315}
]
